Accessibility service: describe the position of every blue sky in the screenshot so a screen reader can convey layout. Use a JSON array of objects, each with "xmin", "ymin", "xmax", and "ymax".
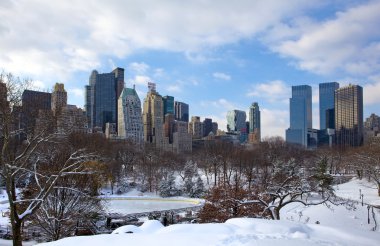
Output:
[{"xmin": 1, "ymin": 0, "xmax": 380, "ymax": 138}]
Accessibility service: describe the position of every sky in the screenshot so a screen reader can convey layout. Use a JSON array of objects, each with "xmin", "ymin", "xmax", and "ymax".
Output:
[{"xmin": 1, "ymin": 0, "xmax": 380, "ymax": 138}]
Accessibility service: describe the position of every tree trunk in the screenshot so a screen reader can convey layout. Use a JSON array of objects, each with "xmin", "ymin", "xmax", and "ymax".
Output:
[
  {"xmin": 12, "ymin": 220, "xmax": 23, "ymax": 246},
  {"xmin": 378, "ymin": 183, "xmax": 380, "ymax": 197}
]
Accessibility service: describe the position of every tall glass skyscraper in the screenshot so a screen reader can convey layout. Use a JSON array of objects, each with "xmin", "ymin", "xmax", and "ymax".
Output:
[
  {"xmin": 85, "ymin": 68, "xmax": 124, "ymax": 130},
  {"xmin": 227, "ymin": 110, "xmax": 246, "ymax": 132},
  {"xmin": 163, "ymin": 96, "xmax": 174, "ymax": 116},
  {"xmin": 286, "ymin": 85, "xmax": 312, "ymax": 147},
  {"xmin": 249, "ymin": 102, "xmax": 261, "ymax": 141},
  {"xmin": 319, "ymin": 82, "xmax": 339, "ymax": 130},
  {"xmin": 335, "ymin": 84, "xmax": 363, "ymax": 147}
]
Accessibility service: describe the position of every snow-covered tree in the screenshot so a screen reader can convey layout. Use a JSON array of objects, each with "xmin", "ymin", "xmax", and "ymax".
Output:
[
  {"xmin": 159, "ymin": 173, "xmax": 180, "ymax": 197},
  {"xmin": 0, "ymin": 73, "xmax": 98, "ymax": 246}
]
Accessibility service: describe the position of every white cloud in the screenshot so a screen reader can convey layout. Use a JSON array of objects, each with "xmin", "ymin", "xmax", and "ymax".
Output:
[
  {"xmin": 0, "ymin": 0, "xmax": 317, "ymax": 80},
  {"xmin": 128, "ymin": 62, "xmax": 150, "ymax": 74},
  {"xmin": 127, "ymin": 75, "xmax": 153, "ymax": 87},
  {"xmin": 69, "ymin": 88, "xmax": 84, "ymax": 98},
  {"xmin": 247, "ymin": 80, "xmax": 290, "ymax": 103},
  {"xmin": 363, "ymin": 81, "xmax": 380, "ymax": 105},
  {"xmin": 166, "ymin": 84, "xmax": 182, "ymax": 93},
  {"xmin": 261, "ymin": 108, "xmax": 288, "ymax": 138},
  {"xmin": 213, "ymin": 72, "xmax": 231, "ymax": 81},
  {"xmin": 266, "ymin": 1, "xmax": 380, "ymax": 77}
]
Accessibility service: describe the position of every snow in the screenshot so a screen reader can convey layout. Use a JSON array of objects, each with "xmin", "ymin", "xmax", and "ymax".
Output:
[
  {"xmin": 103, "ymin": 197, "xmax": 201, "ymax": 214},
  {"xmin": 335, "ymin": 178, "xmax": 380, "ymax": 206},
  {"xmin": 1, "ymin": 178, "xmax": 380, "ymax": 245},
  {"xmin": 37, "ymin": 218, "xmax": 380, "ymax": 246}
]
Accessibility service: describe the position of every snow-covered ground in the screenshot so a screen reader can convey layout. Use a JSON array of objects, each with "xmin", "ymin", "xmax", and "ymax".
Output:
[
  {"xmin": 38, "ymin": 218, "xmax": 380, "ymax": 246},
  {"xmin": 1, "ymin": 178, "xmax": 380, "ymax": 245}
]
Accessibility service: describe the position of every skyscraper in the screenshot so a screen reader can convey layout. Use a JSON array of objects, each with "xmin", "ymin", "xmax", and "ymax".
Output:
[
  {"xmin": 227, "ymin": 110, "xmax": 246, "ymax": 132},
  {"xmin": 319, "ymin": 82, "xmax": 339, "ymax": 130},
  {"xmin": 51, "ymin": 83, "xmax": 67, "ymax": 116},
  {"xmin": 163, "ymin": 96, "xmax": 174, "ymax": 117},
  {"xmin": 286, "ymin": 85, "xmax": 312, "ymax": 147},
  {"xmin": 118, "ymin": 86, "xmax": 144, "ymax": 144},
  {"xmin": 21, "ymin": 89, "xmax": 51, "ymax": 132},
  {"xmin": 85, "ymin": 68, "xmax": 124, "ymax": 130},
  {"xmin": 143, "ymin": 82, "xmax": 164, "ymax": 147},
  {"xmin": 203, "ymin": 118, "xmax": 213, "ymax": 137},
  {"xmin": 174, "ymin": 101, "xmax": 189, "ymax": 122},
  {"xmin": 249, "ymin": 102, "xmax": 261, "ymax": 142},
  {"xmin": 335, "ymin": 84, "xmax": 363, "ymax": 147},
  {"xmin": 189, "ymin": 116, "xmax": 203, "ymax": 139}
]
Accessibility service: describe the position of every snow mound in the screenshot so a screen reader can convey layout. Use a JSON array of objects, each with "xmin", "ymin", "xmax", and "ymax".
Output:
[
  {"xmin": 139, "ymin": 220, "xmax": 164, "ymax": 233},
  {"xmin": 111, "ymin": 225, "xmax": 142, "ymax": 234}
]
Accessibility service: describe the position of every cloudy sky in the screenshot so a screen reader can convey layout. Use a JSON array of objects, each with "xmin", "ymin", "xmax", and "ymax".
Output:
[{"xmin": 1, "ymin": 0, "xmax": 380, "ymax": 138}]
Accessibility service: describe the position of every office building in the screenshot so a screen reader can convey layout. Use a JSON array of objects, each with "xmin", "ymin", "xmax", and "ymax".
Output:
[
  {"xmin": 175, "ymin": 101, "xmax": 189, "ymax": 122},
  {"xmin": 335, "ymin": 84, "xmax": 363, "ymax": 147},
  {"xmin": 51, "ymin": 83, "xmax": 67, "ymax": 116},
  {"xmin": 143, "ymin": 82, "xmax": 164, "ymax": 148},
  {"xmin": 163, "ymin": 96, "xmax": 174, "ymax": 118},
  {"xmin": 118, "ymin": 86, "xmax": 144, "ymax": 144},
  {"xmin": 189, "ymin": 116, "xmax": 203, "ymax": 139},
  {"xmin": 249, "ymin": 102, "xmax": 261, "ymax": 142},
  {"xmin": 203, "ymin": 118, "xmax": 213, "ymax": 137},
  {"xmin": 21, "ymin": 89, "xmax": 51, "ymax": 132},
  {"xmin": 85, "ymin": 68, "xmax": 124, "ymax": 130},
  {"xmin": 319, "ymin": 82, "xmax": 339, "ymax": 130},
  {"xmin": 227, "ymin": 110, "xmax": 246, "ymax": 132},
  {"xmin": 286, "ymin": 85, "xmax": 312, "ymax": 147},
  {"xmin": 173, "ymin": 121, "xmax": 192, "ymax": 153}
]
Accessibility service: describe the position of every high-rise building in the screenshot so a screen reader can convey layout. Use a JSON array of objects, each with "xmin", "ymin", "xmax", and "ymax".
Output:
[
  {"xmin": 286, "ymin": 85, "xmax": 312, "ymax": 147},
  {"xmin": 22, "ymin": 89, "xmax": 51, "ymax": 132},
  {"xmin": 249, "ymin": 102, "xmax": 261, "ymax": 142},
  {"xmin": 85, "ymin": 68, "xmax": 124, "ymax": 130},
  {"xmin": 319, "ymin": 82, "xmax": 339, "ymax": 130},
  {"xmin": 189, "ymin": 116, "xmax": 203, "ymax": 139},
  {"xmin": 143, "ymin": 82, "xmax": 164, "ymax": 147},
  {"xmin": 118, "ymin": 86, "xmax": 144, "ymax": 144},
  {"xmin": 203, "ymin": 118, "xmax": 213, "ymax": 137},
  {"xmin": 335, "ymin": 84, "xmax": 363, "ymax": 147},
  {"xmin": 226, "ymin": 110, "xmax": 246, "ymax": 132},
  {"xmin": 173, "ymin": 121, "xmax": 192, "ymax": 153},
  {"xmin": 163, "ymin": 96, "xmax": 174, "ymax": 117},
  {"xmin": 164, "ymin": 113, "xmax": 175, "ymax": 144},
  {"xmin": 175, "ymin": 101, "xmax": 189, "ymax": 122},
  {"xmin": 51, "ymin": 83, "xmax": 67, "ymax": 116},
  {"xmin": 212, "ymin": 122, "xmax": 218, "ymax": 135}
]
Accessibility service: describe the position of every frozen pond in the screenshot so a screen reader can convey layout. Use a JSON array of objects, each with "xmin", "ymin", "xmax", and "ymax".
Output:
[{"xmin": 104, "ymin": 198, "xmax": 201, "ymax": 214}]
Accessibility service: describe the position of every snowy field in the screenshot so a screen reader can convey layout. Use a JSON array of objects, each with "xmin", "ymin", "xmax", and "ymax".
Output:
[
  {"xmin": 37, "ymin": 218, "xmax": 380, "ymax": 246},
  {"xmin": 1, "ymin": 178, "xmax": 380, "ymax": 245}
]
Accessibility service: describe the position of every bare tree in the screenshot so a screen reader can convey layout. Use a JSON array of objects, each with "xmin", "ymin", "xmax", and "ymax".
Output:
[{"xmin": 0, "ymin": 73, "xmax": 97, "ymax": 246}]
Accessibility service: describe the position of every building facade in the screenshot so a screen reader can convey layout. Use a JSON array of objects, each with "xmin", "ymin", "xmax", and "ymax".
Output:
[
  {"xmin": 174, "ymin": 101, "xmax": 189, "ymax": 122},
  {"xmin": 117, "ymin": 86, "xmax": 144, "ymax": 144},
  {"xmin": 249, "ymin": 102, "xmax": 261, "ymax": 142},
  {"xmin": 51, "ymin": 83, "xmax": 67, "ymax": 116},
  {"xmin": 21, "ymin": 89, "xmax": 52, "ymax": 133},
  {"xmin": 143, "ymin": 83, "xmax": 164, "ymax": 148},
  {"xmin": 335, "ymin": 84, "xmax": 363, "ymax": 147},
  {"xmin": 189, "ymin": 116, "xmax": 203, "ymax": 139},
  {"xmin": 319, "ymin": 82, "xmax": 339, "ymax": 130},
  {"xmin": 85, "ymin": 68, "xmax": 124, "ymax": 130},
  {"xmin": 163, "ymin": 96, "xmax": 174, "ymax": 118},
  {"xmin": 286, "ymin": 85, "xmax": 312, "ymax": 147},
  {"xmin": 227, "ymin": 110, "xmax": 246, "ymax": 132}
]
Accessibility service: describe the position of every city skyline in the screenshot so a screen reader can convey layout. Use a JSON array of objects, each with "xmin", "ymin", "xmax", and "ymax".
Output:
[{"xmin": 1, "ymin": 0, "xmax": 380, "ymax": 138}]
